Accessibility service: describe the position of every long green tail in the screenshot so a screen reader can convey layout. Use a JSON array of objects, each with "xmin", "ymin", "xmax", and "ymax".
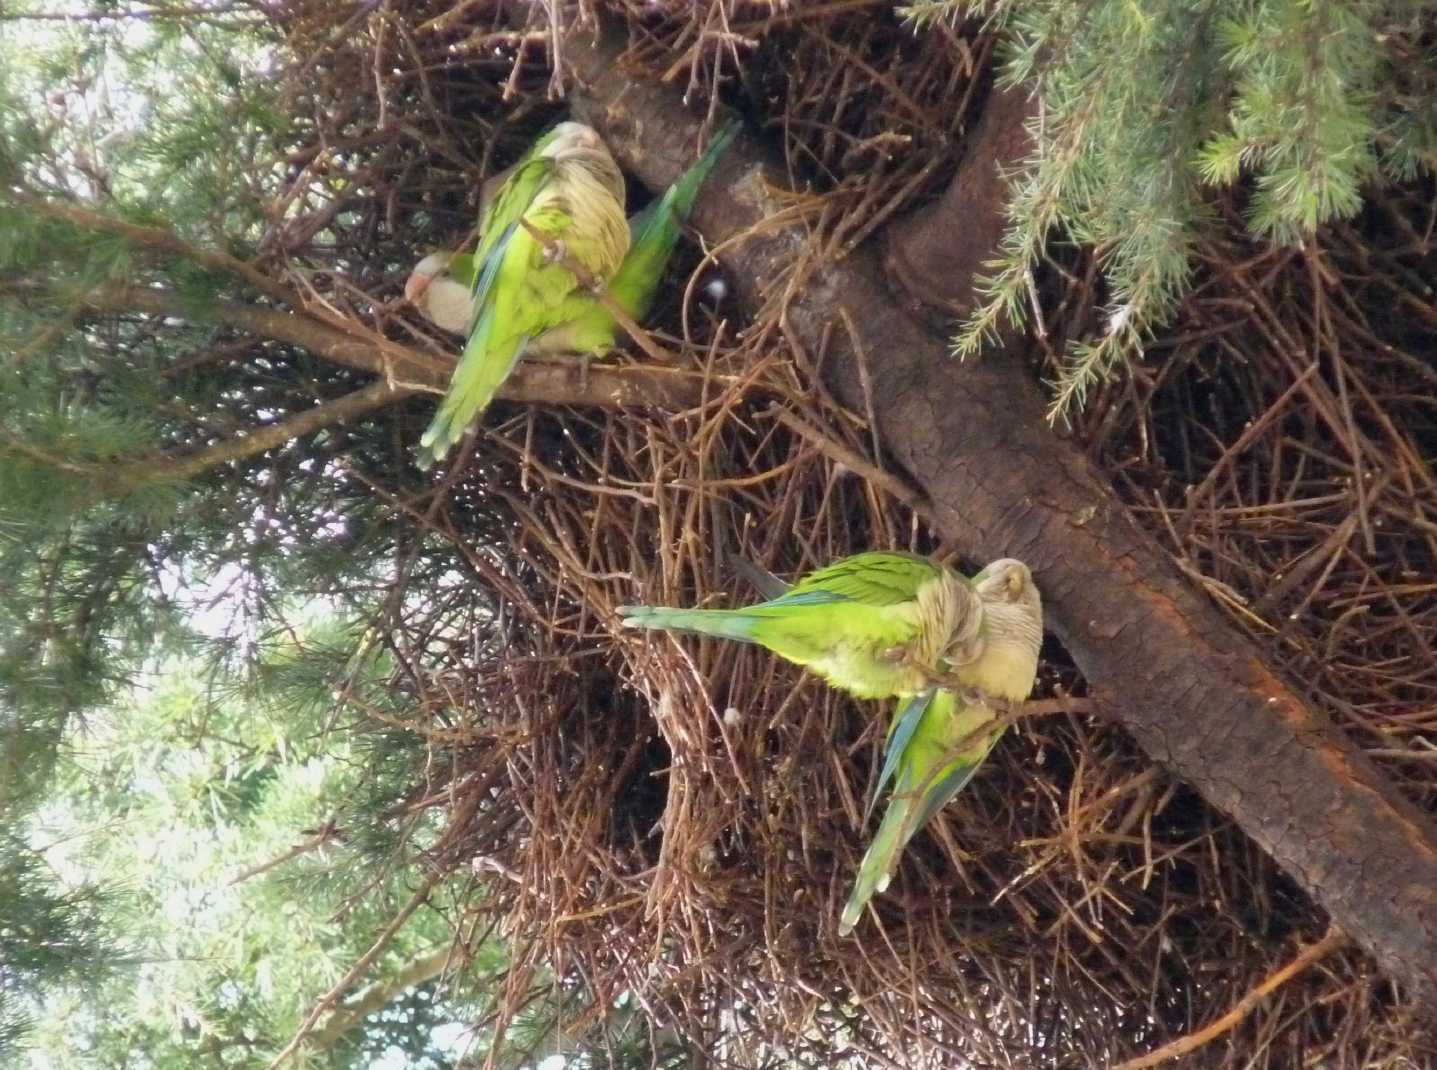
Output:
[
  {"xmin": 416, "ymin": 309, "xmax": 525, "ymax": 469},
  {"xmin": 840, "ymin": 752, "xmax": 989, "ymax": 935},
  {"xmin": 610, "ymin": 120, "xmax": 740, "ymax": 319},
  {"xmin": 616, "ymin": 605, "xmax": 760, "ymax": 644},
  {"xmin": 655, "ymin": 120, "xmax": 739, "ymax": 228},
  {"xmin": 839, "ymin": 789, "xmax": 915, "ymax": 935},
  {"xmin": 840, "ymin": 689, "xmax": 997, "ymax": 934}
]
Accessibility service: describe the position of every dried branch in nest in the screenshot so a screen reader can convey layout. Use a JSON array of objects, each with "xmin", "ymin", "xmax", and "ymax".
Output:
[
  {"xmin": 260, "ymin": 2, "xmax": 1437, "ymax": 1067},
  {"xmin": 564, "ymin": 18, "xmax": 1437, "ymax": 1021}
]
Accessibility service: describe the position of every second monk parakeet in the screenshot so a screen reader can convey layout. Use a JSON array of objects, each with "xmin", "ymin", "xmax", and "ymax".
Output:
[
  {"xmin": 617, "ymin": 551, "xmax": 999, "ymax": 702},
  {"xmin": 415, "ymin": 121, "xmax": 629, "ymax": 467},
  {"xmin": 407, "ymin": 121, "xmax": 738, "ymax": 355},
  {"xmin": 406, "ymin": 249, "xmax": 479, "ymax": 335},
  {"xmin": 838, "ymin": 559, "xmax": 1043, "ymax": 934},
  {"xmin": 537, "ymin": 120, "xmax": 738, "ymax": 355}
]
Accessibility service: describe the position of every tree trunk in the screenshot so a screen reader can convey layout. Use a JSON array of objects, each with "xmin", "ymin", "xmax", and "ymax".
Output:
[
  {"xmin": 567, "ymin": 27, "xmax": 1437, "ymax": 1011},
  {"xmin": 881, "ymin": 82, "xmax": 1038, "ymax": 325}
]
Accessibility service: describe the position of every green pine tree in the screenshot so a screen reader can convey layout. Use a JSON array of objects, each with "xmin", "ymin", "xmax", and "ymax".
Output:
[{"xmin": 905, "ymin": 0, "xmax": 1437, "ymax": 415}]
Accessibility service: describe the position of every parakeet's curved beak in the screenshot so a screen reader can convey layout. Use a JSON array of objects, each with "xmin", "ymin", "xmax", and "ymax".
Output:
[
  {"xmin": 404, "ymin": 270, "xmax": 435, "ymax": 304},
  {"xmin": 569, "ymin": 126, "xmax": 604, "ymax": 154},
  {"xmin": 972, "ymin": 558, "xmax": 1031, "ymax": 601},
  {"xmin": 405, "ymin": 252, "xmax": 453, "ymax": 305}
]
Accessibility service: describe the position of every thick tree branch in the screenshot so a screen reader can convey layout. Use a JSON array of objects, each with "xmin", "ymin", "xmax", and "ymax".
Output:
[
  {"xmin": 84, "ymin": 281, "xmax": 450, "ymax": 385},
  {"xmin": 882, "ymin": 82, "xmax": 1038, "ymax": 322},
  {"xmin": 11, "ymin": 192, "xmax": 297, "ymax": 306},
  {"xmin": 78, "ymin": 282, "xmax": 709, "ymax": 410},
  {"xmin": 566, "ymin": 28, "xmax": 1437, "ymax": 1010},
  {"xmin": 0, "ymin": 276, "xmax": 711, "ymax": 488},
  {"xmin": 115, "ymin": 381, "xmax": 402, "ymax": 488}
]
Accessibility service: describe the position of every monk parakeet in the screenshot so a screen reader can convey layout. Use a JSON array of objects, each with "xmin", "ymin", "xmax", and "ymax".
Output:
[
  {"xmin": 838, "ymin": 559, "xmax": 1043, "ymax": 935},
  {"xmin": 413, "ymin": 121, "xmax": 629, "ymax": 468},
  {"xmin": 406, "ymin": 121, "xmax": 738, "ymax": 355},
  {"xmin": 406, "ymin": 249, "xmax": 479, "ymax": 335},
  {"xmin": 618, "ymin": 551, "xmax": 1002, "ymax": 702}
]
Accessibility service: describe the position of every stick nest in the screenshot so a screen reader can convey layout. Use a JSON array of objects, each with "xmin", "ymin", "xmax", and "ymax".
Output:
[{"xmin": 262, "ymin": 2, "xmax": 1437, "ymax": 1065}]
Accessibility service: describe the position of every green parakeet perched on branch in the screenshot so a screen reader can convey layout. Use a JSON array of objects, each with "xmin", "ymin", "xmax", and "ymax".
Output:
[
  {"xmin": 413, "ymin": 121, "xmax": 629, "ymax": 468},
  {"xmin": 407, "ymin": 121, "xmax": 738, "ymax": 354},
  {"xmin": 406, "ymin": 249, "xmax": 479, "ymax": 335},
  {"xmin": 838, "ymin": 559, "xmax": 1043, "ymax": 935},
  {"xmin": 618, "ymin": 551, "xmax": 1001, "ymax": 702}
]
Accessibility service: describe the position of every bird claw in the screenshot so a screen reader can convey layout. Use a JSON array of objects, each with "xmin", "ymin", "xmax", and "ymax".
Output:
[
  {"xmin": 883, "ymin": 650, "xmax": 1015, "ymax": 715},
  {"xmin": 962, "ymin": 690, "xmax": 1018, "ymax": 717},
  {"xmin": 916, "ymin": 669, "xmax": 1016, "ymax": 716},
  {"xmin": 956, "ymin": 686, "xmax": 989, "ymax": 708},
  {"xmin": 543, "ymin": 238, "xmax": 568, "ymax": 265}
]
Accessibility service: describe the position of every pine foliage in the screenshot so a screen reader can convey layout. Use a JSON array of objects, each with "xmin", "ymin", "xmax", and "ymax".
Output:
[{"xmin": 906, "ymin": 0, "xmax": 1437, "ymax": 416}]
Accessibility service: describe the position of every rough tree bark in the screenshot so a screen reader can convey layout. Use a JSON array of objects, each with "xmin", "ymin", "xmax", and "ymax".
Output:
[
  {"xmin": 567, "ymin": 29, "xmax": 1437, "ymax": 1010},
  {"xmin": 881, "ymin": 82, "xmax": 1037, "ymax": 325}
]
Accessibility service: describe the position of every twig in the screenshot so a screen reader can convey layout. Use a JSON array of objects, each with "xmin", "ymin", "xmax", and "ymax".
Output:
[
  {"xmin": 516, "ymin": 217, "xmax": 679, "ymax": 364},
  {"xmin": 1111, "ymin": 926, "xmax": 1348, "ymax": 1070},
  {"xmin": 838, "ymin": 306, "xmax": 883, "ymax": 472},
  {"xmin": 115, "ymin": 380, "xmax": 404, "ymax": 489},
  {"xmin": 767, "ymin": 405, "xmax": 936, "ymax": 525},
  {"xmin": 226, "ymin": 823, "xmax": 343, "ymax": 887},
  {"xmin": 1017, "ymin": 696, "xmax": 1094, "ymax": 717},
  {"xmin": 67, "ymin": 282, "xmax": 707, "ymax": 408},
  {"xmin": 267, "ymin": 868, "xmax": 446, "ymax": 1068}
]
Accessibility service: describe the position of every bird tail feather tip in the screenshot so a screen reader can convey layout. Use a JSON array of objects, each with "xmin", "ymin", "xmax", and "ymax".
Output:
[
  {"xmin": 415, "ymin": 419, "xmax": 457, "ymax": 470},
  {"xmin": 838, "ymin": 796, "xmax": 912, "ymax": 936},
  {"xmin": 615, "ymin": 606, "xmax": 756, "ymax": 642}
]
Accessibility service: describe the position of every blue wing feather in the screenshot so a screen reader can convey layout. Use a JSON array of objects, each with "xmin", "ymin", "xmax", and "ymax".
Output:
[
  {"xmin": 865, "ymin": 690, "xmax": 934, "ymax": 822},
  {"xmin": 911, "ymin": 760, "xmax": 985, "ymax": 832},
  {"xmin": 763, "ymin": 589, "xmax": 849, "ymax": 608},
  {"xmin": 467, "ymin": 220, "xmax": 518, "ymax": 337}
]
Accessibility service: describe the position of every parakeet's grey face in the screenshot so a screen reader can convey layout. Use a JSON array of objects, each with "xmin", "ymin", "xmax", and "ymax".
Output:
[
  {"xmin": 405, "ymin": 251, "xmax": 454, "ymax": 304},
  {"xmin": 974, "ymin": 558, "xmax": 1041, "ymax": 613},
  {"xmin": 539, "ymin": 121, "xmax": 625, "ymax": 204},
  {"xmin": 542, "ymin": 121, "xmax": 609, "ymax": 162}
]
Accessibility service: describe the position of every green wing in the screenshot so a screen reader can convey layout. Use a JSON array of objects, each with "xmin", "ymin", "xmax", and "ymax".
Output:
[
  {"xmin": 787, "ymin": 551, "xmax": 944, "ymax": 605},
  {"xmin": 839, "ymin": 688, "xmax": 1003, "ymax": 934},
  {"xmin": 865, "ymin": 688, "xmax": 932, "ymax": 822},
  {"xmin": 531, "ymin": 120, "xmax": 739, "ymax": 356},
  {"xmin": 618, "ymin": 551, "xmax": 954, "ymax": 700},
  {"xmin": 475, "ymin": 128, "xmax": 564, "ymax": 251},
  {"xmin": 416, "ymin": 149, "xmax": 558, "ymax": 466},
  {"xmin": 418, "ymin": 125, "xmax": 629, "ymax": 467},
  {"xmin": 465, "ymin": 153, "xmax": 556, "ymax": 332}
]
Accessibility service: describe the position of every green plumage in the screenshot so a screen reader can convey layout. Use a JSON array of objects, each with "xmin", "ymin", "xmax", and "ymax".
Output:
[
  {"xmin": 408, "ymin": 122, "xmax": 738, "ymax": 358},
  {"xmin": 837, "ymin": 689, "xmax": 1003, "ymax": 934},
  {"xmin": 838, "ymin": 559, "xmax": 1044, "ymax": 935},
  {"xmin": 535, "ymin": 120, "xmax": 739, "ymax": 355},
  {"xmin": 618, "ymin": 551, "xmax": 981, "ymax": 701},
  {"xmin": 621, "ymin": 552, "xmax": 1043, "ymax": 933},
  {"xmin": 446, "ymin": 253, "xmax": 476, "ymax": 290},
  {"xmin": 416, "ymin": 122, "xmax": 629, "ymax": 468}
]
